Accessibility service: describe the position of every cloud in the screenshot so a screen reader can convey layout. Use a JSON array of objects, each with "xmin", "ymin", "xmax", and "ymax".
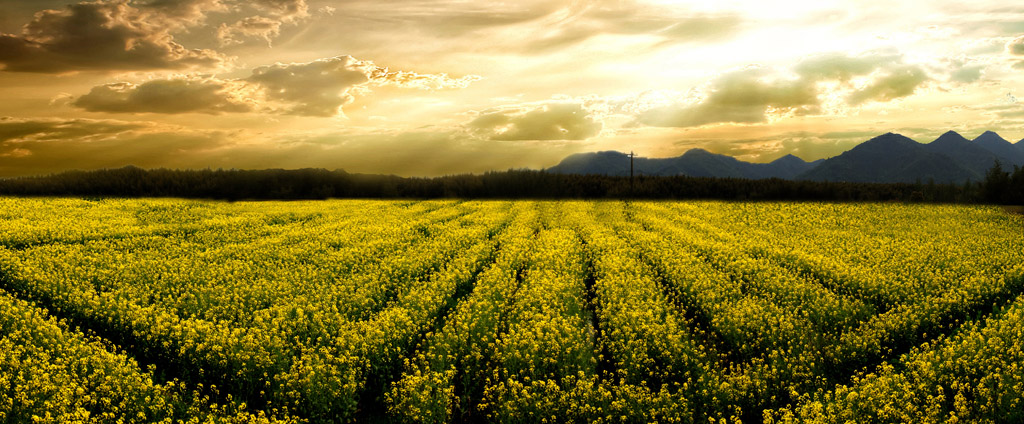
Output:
[
  {"xmin": 0, "ymin": 0, "xmax": 229, "ymax": 73},
  {"xmin": 793, "ymin": 52, "xmax": 903, "ymax": 81},
  {"xmin": 635, "ymin": 52, "xmax": 930, "ymax": 128},
  {"xmin": 1009, "ymin": 35, "xmax": 1024, "ymax": 55},
  {"xmin": 978, "ymin": 103, "xmax": 1024, "ymax": 119},
  {"xmin": 217, "ymin": 16, "xmax": 282, "ymax": 46},
  {"xmin": 637, "ymin": 67, "xmax": 819, "ymax": 127},
  {"xmin": 73, "ymin": 78, "xmax": 258, "ymax": 114},
  {"xmin": 215, "ymin": 0, "xmax": 308, "ymax": 45},
  {"xmin": 266, "ymin": 129, "xmax": 583, "ymax": 176},
  {"xmin": 72, "ymin": 55, "xmax": 481, "ymax": 116},
  {"xmin": 1008, "ymin": 35, "xmax": 1024, "ymax": 68},
  {"xmin": 249, "ymin": 0, "xmax": 308, "ymax": 19},
  {"xmin": 247, "ymin": 56, "xmax": 376, "ymax": 117},
  {"xmin": 525, "ymin": 1, "xmax": 743, "ymax": 52},
  {"xmin": 326, "ymin": 0, "xmax": 741, "ymax": 55},
  {"xmin": 0, "ymin": 116, "xmax": 146, "ymax": 143},
  {"xmin": 468, "ymin": 103, "xmax": 602, "ymax": 140},
  {"xmin": 666, "ymin": 128, "xmax": 896, "ymax": 163},
  {"xmin": 0, "ymin": 0, "xmax": 318, "ymax": 72},
  {"xmin": 847, "ymin": 65, "xmax": 929, "ymax": 105},
  {"xmin": 371, "ymin": 69, "xmax": 482, "ymax": 91},
  {"xmin": 141, "ymin": 0, "xmax": 228, "ymax": 28},
  {"xmin": 0, "ymin": 116, "xmax": 234, "ymax": 176},
  {"xmin": 793, "ymin": 51, "xmax": 930, "ymax": 98},
  {"xmin": 950, "ymin": 64, "xmax": 983, "ymax": 83},
  {"xmin": 775, "ymin": 134, "xmax": 870, "ymax": 161},
  {"xmin": 0, "ymin": 117, "xmax": 581, "ymax": 177},
  {"xmin": 334, "ymin": 0, "xmax": 560, "ymax": 38}
]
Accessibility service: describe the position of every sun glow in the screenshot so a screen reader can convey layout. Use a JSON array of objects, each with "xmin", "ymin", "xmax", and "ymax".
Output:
[{"xmin": 0, "ymin": 0, "xmax": 1019, "ymax": 175}]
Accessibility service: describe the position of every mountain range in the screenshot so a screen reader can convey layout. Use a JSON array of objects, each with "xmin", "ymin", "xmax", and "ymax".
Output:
[{"xmin": 547, "ymin": 131, "xmax": 1024, "ymax": 184}]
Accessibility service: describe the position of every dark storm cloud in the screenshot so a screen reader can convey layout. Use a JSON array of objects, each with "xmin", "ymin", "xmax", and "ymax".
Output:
[
  {"xmin": 468, "ymin": 103, "xmax": 602, "ymax": 141},
  {"xmin": 0, "ymin": 0, "xmax": 229, "ymax": 73},
  {"xmin": 72, "ymin": 55, "xmax": 479, "ymax": 116}
]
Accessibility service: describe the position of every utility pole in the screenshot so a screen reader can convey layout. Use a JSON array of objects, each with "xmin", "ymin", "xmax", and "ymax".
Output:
[{"xmin": 629, "ymin": 150, "xmax": 635, "ymax": 195}]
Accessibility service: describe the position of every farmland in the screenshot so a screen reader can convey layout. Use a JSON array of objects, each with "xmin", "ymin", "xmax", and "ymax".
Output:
[{"xmin": 0, "ymin": 198, "xmax": 1022, "ymax": 423}]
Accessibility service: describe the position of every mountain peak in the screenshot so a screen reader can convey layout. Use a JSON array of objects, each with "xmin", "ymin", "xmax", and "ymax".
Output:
[
  {"xmin": 548, "ymin": 130, "xmax": 1017, "ymax": 182},
  {"xmin": 546, "ymin": 150, "xmax": 634, "ymax": 176},
  {"xmin": 863, "ymin": 132, "xmax": 917, "ymax": 147},
  {"xmin": 973, "ymin": 131, "xmax": 1024, "ymax": 165},
  {"xmin": 974, "ymin": 131, "xmax": 1008, "ymax": 143},
  {"xmin": 683, "ymin": 148, "xmax": 713, "ymax": 156},
  {"xmin": 800, "ymin": 132, "xmax": 977, "ymax": 183},
  {"xmin": 770, "ymin": 154, "xmax": 807, "ymax": 165},
  {"xmin": 592, "ymin": 150, "xmax": 629, "ymax": 157},
  {"xmin": 931, "ymin": 130, "xmax": 970, "ymax": 146}
]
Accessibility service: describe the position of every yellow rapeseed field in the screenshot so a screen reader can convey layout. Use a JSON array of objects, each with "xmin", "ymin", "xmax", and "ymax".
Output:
[{"xmin": 0, "ymin": 198, "xmax": 1021, "ymax": 423}]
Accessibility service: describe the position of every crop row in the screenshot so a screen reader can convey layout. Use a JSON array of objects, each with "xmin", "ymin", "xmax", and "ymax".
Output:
[
  {"xmin": 0, "ymin": 289, "xmax": 298, "ymax": 423},
  {"xmin": 0, "ymin": 199, "xmax": 1021, "ymax": 422}
]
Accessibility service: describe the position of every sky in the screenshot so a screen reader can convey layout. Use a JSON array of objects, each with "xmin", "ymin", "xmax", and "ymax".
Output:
[{"xmin": 1, "ymin": 0, "xmax": 1023, "ymax": 177}]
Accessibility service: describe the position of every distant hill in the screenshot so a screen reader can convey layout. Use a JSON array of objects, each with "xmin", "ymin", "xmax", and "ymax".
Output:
[
  {"xmin": 548, "ymin": 151, "xmax": 635, "ymax": 176},
  {"xmin": 548, "ymin": 130, "xmax": 1023, "ymax": 184},
  {"xmin": 799, "ymin": 133, "xmax": 976, "ymax": 183},
  {"xmin": 921, "ymin": 131, "xmax": 1000, "ymax": 180},
  {"xmin": 547, "ymin": 149, "xmax": 820, "ymax": 180},
  {"xmin": 761, "ymin": 154, "xmax": 826, "ymax": 179},
  {"xmin": 652, "ymin": 149, "xmax": 750, "ymax": 178},
  {"xmin": 973, "ymin": 131, "xmax": 1024, "ymax": 166}
]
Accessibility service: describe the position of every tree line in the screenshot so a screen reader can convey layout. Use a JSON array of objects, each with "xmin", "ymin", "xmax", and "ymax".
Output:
[
  {"xmin": 0, "ymin": 164, "xmax": 1019, "ymax": 204},
  {"xmin": 983, "ymin": 161, "xmax": 1024, "ymax": 204}
]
